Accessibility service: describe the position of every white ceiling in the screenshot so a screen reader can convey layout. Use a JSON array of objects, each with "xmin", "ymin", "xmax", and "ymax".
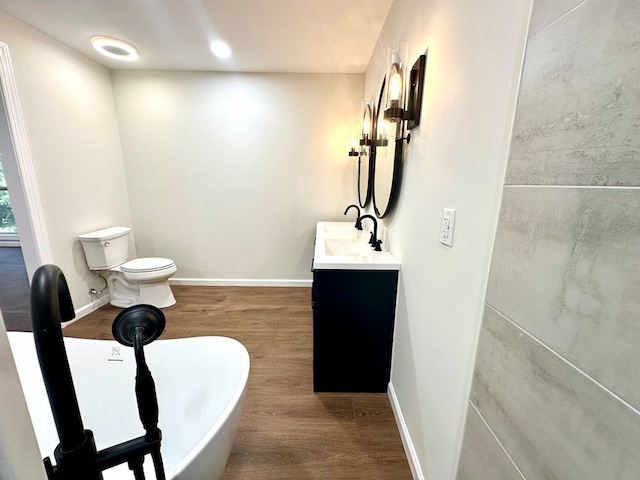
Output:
[{"xmin": 0, "ymin": 0, "xmax": 393, "ymax": 73}]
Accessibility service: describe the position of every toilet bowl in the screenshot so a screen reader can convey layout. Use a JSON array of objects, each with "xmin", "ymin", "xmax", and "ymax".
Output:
[
  {"xmin": 78, "ymin": 227, "xmax": 177, "ymax": 309},
  {"xmin": 108, "ymin": 257, "xmax": 177, "ymax": 308}
]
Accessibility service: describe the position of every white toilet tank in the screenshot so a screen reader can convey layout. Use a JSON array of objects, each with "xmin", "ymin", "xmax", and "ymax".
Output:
[{"xmin": 78, "ymin": 226, "xmax": 132, "ymax": 270}]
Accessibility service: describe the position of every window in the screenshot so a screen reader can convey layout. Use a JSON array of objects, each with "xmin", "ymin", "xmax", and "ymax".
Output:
[{"xmin": 0, "ymin": 156, "xmax": 17, "ymax": 233}]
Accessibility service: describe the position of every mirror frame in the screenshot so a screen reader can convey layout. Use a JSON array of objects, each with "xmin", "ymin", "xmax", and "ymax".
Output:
[
  {"xmin": 372, "ymin": 77, "xmax": 405, "ymax": 219},
  {"xmin": 357, "ymin": 101, "xmax": 374, "ymax": 208},
  {"xmin": 357, "ymin": 157, "xmax": 372, "ymax": 208}
]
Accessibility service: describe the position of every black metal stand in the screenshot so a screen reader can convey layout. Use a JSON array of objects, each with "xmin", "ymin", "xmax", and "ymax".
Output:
[{"xmin": 31, "ymin": 265, "xmax": 166, "ymax": 480}]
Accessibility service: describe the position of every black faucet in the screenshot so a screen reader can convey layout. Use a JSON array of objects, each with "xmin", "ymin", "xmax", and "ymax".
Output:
[
  {"xmin": 343, "ymin": 204, "xmax": 363, "ymax": 230},
  {"xmin": 31, "ymin": 264, "xmax": 166, "ymax": 480},
  {"xmin": 358, "ymin": 214, "xmax": 383, "ymax": 251}
]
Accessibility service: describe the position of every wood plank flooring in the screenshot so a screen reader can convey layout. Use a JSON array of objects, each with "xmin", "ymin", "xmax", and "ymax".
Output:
[
  {"xmin": 0, "ymin": 246, "xmax": 31, "ymax": 331},
  {"xmin": 64, "ymin": 286, "xmax": 413, "ymax": 479}
]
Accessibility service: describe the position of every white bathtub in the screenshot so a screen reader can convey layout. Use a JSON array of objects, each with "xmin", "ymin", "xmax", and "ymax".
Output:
[{"xmin": 7, "ymin": 332, "xmax": 250, "ymax": 480}]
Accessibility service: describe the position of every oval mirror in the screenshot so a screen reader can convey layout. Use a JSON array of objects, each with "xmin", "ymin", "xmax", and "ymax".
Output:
[
  {"xmin": 357, "ymin": 100, "xmax": 374, "ymax": 208},
  {"xmin": 373, "ymin": 77, "xmax": 404, "ymax": 218}
]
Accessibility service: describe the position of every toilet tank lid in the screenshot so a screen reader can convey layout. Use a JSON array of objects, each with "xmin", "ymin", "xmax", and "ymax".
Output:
[{"xmin": 78, "ymin": 226, "xmax": 132, "ymax": 241}]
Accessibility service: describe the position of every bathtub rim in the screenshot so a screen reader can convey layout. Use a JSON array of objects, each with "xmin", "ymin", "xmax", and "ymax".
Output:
[
  {"xmin": 7, "ymin": 332, "xmax": 251, "ymax": 479},
  {"xmin": 160, "ymin": 335, "xmax": 250, "ymax": 478}
]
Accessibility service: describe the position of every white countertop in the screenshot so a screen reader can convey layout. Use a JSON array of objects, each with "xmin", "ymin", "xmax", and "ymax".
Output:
[{"xmin": 313, "ymin": 222, "xmax": 401, "ymax": 271}]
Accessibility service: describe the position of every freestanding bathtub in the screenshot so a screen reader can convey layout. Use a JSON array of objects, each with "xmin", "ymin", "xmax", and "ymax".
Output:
[{"xmin": 7, "ymin": 332, "xmax": 250, "ymax": 480}]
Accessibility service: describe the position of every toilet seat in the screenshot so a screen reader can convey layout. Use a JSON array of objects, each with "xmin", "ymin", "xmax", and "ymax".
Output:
[
  {"xmin": 112, "ymin": 257, "xmax": 177, "ymax": 286},
  {"xmin": 120, "ymin": 257, "xmax": 175, "ymax": 273}
]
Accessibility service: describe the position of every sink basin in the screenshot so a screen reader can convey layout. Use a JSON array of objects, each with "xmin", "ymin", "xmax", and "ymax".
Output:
[
  {"xmin": 322, "ymin": 231, "xmax": 360, "ymax": 239},
  {"xmin": 316, "ymin": 222, "xmax": 361, "ymax": 239},
  {"xmin": 313, "ymin": 221, "xmax": 400, "ymax": 271},
  {"xmin": 324, "ymin": 238, "xmax": 373, "ymax": 256},
  {"xmin": 321, "ymin": 223, "xmax": 357, "ymax": 233}
]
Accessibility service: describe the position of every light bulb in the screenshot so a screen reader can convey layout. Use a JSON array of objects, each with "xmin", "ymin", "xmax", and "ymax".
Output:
[
  {"xmin": 348, "ymin": 137, "xmax": 359, "ymax": 157},
  {"xmin": 380, "ymin": 121, "xmax": 388, "ymax": 138},
  {"xmin": 363, "ymin": 117, "xmax": 371, "ymax": 134},
  {"xmin": 384, "ymin": 40, "xmax": 409, "ymax": 120},
  {"xmin": 91, "ymin": 37, "xmax": 138, "ymax": 61},
  {"xmin": 389, "ymin": 71, "xmax": 402, "ymax": 102}
]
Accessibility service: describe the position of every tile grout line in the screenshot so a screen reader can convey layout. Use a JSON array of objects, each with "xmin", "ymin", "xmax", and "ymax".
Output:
[
  {"xmin": 485, "ymin": 303, "xmax": 640, "ymax": 418},
  {"xmin": 529, "ymin": 0, "xmax": 590, "ymax": 38},
  {"xmin": 504, "ymin": 185, "xmax": 640, "ymax": 190},
  {"xmin": 468, "ymin": 400, "xmax": 528, "ymax": 480}
]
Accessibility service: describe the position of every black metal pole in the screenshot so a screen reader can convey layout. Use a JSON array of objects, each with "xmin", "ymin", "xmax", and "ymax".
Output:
[
  {"xmin": 133, "ymin": 327, "xmax": 161, "ymax": 442},
  {"xmin": 31, "ymin": 265, "xmax": 101, "ymax": 479},
  {"xmin": 151, "ymin": 448, "xmax": 166, "ymax": 480},
  {"xmin": 133, "ymin": 327, "xmax": 165, "ymax": 479},
  {"xmin": 31, "ymin": 265, "xmax": 84, "ymax": 450},
  {"xmin": 32, "ymin": 265, "xmax": 170, "ymax": 480}
]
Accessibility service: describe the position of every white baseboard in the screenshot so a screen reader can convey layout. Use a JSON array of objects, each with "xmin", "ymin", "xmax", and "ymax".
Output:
[
  {"xmin": 169, "ymin": 278, "xmax": 312, "ymax": 288},
  {"xmin": 62, "ymin": 295, "xmax": 110, "ymax": 328},
  {"xmin": 388, "ymin": 382, "xmax": 424, "ymax": 480}
]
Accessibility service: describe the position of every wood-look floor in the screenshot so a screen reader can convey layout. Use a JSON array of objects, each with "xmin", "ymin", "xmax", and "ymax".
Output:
[
  {"xmin": 64, "ymin": 286, "xmax": 413, "ymax": 479},
  {"xmin": 0, "ymin": 246, "xmax": 31, "ymax": 331}
]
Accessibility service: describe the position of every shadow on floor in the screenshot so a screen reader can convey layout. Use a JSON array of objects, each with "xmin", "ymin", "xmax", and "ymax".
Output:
[{"xmin": 0, "ymin": 247, "xmax": 31, "ymax": 331}]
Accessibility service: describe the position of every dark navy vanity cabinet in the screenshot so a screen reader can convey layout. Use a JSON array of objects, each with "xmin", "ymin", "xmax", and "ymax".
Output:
[{"xmin": 312, "ymin": 268, "xmax": 399, "ymax": 393}]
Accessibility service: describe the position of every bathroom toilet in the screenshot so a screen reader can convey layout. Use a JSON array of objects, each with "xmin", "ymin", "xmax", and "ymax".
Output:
[{"xmin": 78, "ymin": 226, "xmax": 177, "ymax": 308}]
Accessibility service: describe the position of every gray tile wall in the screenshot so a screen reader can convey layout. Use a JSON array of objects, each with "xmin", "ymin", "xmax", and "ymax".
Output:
[
  {"xmin": 457, "ymin": 402, "xmax": 524, "ymax": 480},
  {"xmin": 527, "ymin": 0, "xmax": 585, "ymax": 37},
  {"xmin": 508, "ymin": 0, "xmax": 640, "ymax": 187},
  {"xmin": 486, "ymin": 187, "xmax": 640, "ymax": 408},
  {"xmin": 457, "ymin": 0, "xmax": 640, "ymax": 479}
]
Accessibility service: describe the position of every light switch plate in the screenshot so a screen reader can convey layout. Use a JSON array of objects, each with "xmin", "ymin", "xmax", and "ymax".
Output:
[{"xmin": 440, "ymin": 208, "xmax": 456, "ymax": 247}]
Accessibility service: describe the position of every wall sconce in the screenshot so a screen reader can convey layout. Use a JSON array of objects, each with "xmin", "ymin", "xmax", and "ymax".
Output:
[
  {"xmin": 349, "ymin": 99, "xmax": 374, "ymax": 158},
  {"xmin": 376, "ymin": 119, "xmax": 389, "ymax": 147},
  {"xmin": 359, "ymin": 99, "xmax": 373, "ymax": 156},
  {"xmin": 383, "ymin": 40, "xmax": 426, "ymax": 133},
  {"xmin": 348, "ymin": 137, "xmax": 360, "ymax": 158}
]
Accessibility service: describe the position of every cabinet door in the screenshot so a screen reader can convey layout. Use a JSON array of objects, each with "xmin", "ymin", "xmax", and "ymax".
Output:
[{"xmin": 313, "ymin": 269, "xmax": 398, "ymax": 392}]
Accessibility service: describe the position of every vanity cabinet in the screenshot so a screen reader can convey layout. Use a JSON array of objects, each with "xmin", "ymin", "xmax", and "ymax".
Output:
[{"xmin": 312, "ymin": 268, "xmax": 399, "ymax": 393}]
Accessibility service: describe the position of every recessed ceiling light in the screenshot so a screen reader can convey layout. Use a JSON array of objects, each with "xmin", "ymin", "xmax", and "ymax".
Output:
[
  {"xmin": 210, "ymin": 41, "xmax": 231, "ymax": 59},
  {"xmin": 91, "ymin": 36, "xmax": 139, "ymax": 61}
]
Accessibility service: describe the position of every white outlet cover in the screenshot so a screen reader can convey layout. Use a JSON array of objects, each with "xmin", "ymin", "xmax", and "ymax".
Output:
[{"xmin": 440, "ymin": 208, "xmax": 456, "ymax": 247}]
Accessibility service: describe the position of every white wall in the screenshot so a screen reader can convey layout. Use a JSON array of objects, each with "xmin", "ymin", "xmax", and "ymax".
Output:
[
  {"xmin": 363, "ymin": 0, "xmax": 532, "ymax": 478},
  {"xmin": 111, "ymin": 71, "xmax": 362, "ymax": 282},
  {"xmin": 0, "ymin": 11, "xmax": 133, "ymax": 311}
]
